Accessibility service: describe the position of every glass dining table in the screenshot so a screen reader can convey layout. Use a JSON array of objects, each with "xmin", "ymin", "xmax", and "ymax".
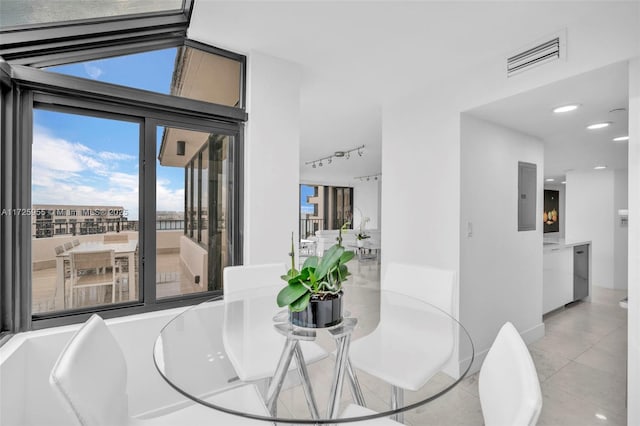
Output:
[{"xmin": 153, "ymin": 286, "xmax": 474, "ymax": 424}]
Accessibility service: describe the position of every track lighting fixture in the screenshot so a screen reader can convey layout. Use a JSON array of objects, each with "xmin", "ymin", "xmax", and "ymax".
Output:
[
  {"xmin": 304, "ymin": 145, "xmax": 365, "ymax": 168},
  {"xmin": 354, "ymin": 173, "xmax": 381, "ymax": 182}
]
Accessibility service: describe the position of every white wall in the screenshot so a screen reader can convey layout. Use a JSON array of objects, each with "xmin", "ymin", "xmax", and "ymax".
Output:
[
  {"xmin": 0, "ymin": 307, "xmax": 191, "ymax": 426},
  {"xmin": 565, "ymin": 170, "xmax": 615, "ymax": 288},
  {"xmin": 353, "ymin": 179, "xmax": 381, "ymax": 230},
  {"xmin": 627, "ymin": 57, "xmax": 639, "ymax": 426},
  {"xmin": 543, "ymin": 183, "xmax": 566, "ymax": 240},
  {"xmin": 613, "ymin": 169, "xmax": 629, "ymax": 290},
  {"xmin": 381, "ymin": 3, "xmax": 639, "ymax": 377},
  {"xmin": 245, "ymin": 52, "xmax": 301, "ymax": 264},
  {"xmin": 460, "ymin": 114, "xmax": 544, "ymax": 369}
]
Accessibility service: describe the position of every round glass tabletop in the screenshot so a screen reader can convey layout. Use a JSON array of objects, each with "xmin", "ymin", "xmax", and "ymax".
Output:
[{"xmin": 154, "ymin": 286, "xmax": 474, "ymax": 424}]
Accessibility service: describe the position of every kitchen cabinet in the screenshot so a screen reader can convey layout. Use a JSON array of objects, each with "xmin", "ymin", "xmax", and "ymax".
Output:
[
  {"xmin": 543, "ymin": 246, "xmax": 573, "ymax": 313},
  {"xmin": 543, "ymin": 240, "xmax": 590, "ymax": 314}
]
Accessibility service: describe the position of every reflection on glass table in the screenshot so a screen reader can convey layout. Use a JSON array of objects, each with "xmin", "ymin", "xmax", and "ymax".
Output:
[{"xmin": 153, "ymin": 286, "xmax": 474, "ymax": 424}]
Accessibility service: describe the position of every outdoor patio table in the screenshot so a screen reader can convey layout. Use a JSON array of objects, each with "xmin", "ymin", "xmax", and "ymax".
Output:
[
  {"xmin": 55, "ymin": 239, "xmax": 138, "ymax": 309},
  {"xmin": 153, "ymin": 286, "xmax": 474, "ymax": 424}
]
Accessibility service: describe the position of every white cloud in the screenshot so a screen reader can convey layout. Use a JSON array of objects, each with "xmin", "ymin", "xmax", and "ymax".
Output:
[
  {"xmin": 32, "ymin": 126, "xmax": 145, "ymax": 220},
  {"xmin": 109, "ymin": 172, "xmax": 139, "ymax": 192},
  {"xmin": 83, "ymin": 63, "xmax": 104, "ymax": 80},
  {"xmin": 157, "ymin": 181, "xmax": 184, "ymax": 212},
  {"xmin": 32, "ymin": 130, "xmax": 87, "ymax": 173},
  {"xmin": 32, "ymin": 125, "xmax": 187, "ymax": 221},
  {"xmin": 99, "ymin": 151, "xmax": 136, "ymax": 161}
]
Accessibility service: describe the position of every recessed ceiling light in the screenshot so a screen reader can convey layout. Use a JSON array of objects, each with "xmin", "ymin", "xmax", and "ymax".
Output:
[
  {"xmin": 545, "ymin": 178, "xmax": 555, "ymax": 182},
  {"xmin": 586, "ymin": 122, "xmax": 611, "ymax": 130},
  {"xmin": 594, "ymin": 165, "xmax": 607, "ymax": 170},
  {"xmin": 553, "ymin": 104, "xmax": 580, "ymax": 113},
  {"xmin": 561, "ymin": 181, "xmax": 567, "ymax": 184},
  {"xmin": 613, "ymin": 136, "xmax": 629, "ymax": 142}
]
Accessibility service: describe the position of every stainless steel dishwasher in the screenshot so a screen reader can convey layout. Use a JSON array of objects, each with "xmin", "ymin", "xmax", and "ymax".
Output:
[{"xmin": 574, "ymin": 244, "xmax": 589, "ymax": 300}]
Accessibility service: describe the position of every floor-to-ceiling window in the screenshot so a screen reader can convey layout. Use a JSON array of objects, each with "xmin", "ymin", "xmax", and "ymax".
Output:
[
  {"xmin": 0, "ymin": 2, "xmax": 247, "ymax": 332},
  {"xmin": 156, "ymin": 126, "xmax": 236, "ymax": 298},
  {"xmin": 299, "ymin": 184, "xmax": 353, "ymax": 238},
  {"xmin": 31, "ymin": 108, "xmax": 141, "ymax": 314}
]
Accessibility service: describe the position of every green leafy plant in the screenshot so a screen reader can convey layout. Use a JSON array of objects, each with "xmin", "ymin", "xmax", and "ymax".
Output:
[{"xmin": 277, "ymin": 233, "xmax": 355, "ymax": 312}]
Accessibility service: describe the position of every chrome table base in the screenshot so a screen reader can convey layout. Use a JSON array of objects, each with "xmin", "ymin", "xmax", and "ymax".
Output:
[{"xmin": 267, "ymin": 317, "xmax": 365, "ymax": 420}]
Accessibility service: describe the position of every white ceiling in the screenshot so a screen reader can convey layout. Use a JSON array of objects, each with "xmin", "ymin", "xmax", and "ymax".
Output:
[
  {"xmin": 187, "ymin": 1, "xmax": 633, "ymax": 184},
  {"xmin": 468, "ymin": 61, "xmax": 629, "ymax": 181}
]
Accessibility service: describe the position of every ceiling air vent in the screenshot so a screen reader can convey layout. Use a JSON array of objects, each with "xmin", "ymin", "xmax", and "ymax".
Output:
[{"xmin": 507, "ymin": 37, "xmax": 561, "ymax": 77}]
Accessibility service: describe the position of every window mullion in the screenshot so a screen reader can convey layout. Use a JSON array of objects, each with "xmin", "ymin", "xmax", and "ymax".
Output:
[{"xmin": 142, "ymin": 118, "xmax": 157, "ymax": 304}]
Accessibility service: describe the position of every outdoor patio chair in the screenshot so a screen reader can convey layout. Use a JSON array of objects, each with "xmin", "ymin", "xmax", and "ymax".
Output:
[{"xmin": 69, "ymin": 250, "xmax": 116, "ymax": 308}]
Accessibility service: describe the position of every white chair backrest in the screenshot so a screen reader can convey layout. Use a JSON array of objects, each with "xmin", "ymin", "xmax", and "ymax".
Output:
[
  {"xmin": 223, "ymin": 263, "xmax": 287, "ymax": 296},
  {"xmin": 50, "ymin": 314, "xmax": 129, "ymax": 426},
  {"xmin": 479, "ymin": 322, "xmax": 542, "ymax": 426},
  {"xmin": 382, "ymin": 262, "xmax": 455, "ymax": 315}
]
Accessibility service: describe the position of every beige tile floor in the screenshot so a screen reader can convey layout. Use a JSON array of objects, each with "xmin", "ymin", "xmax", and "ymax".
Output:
[{"xmin": 407, "ymin": 286, "xmax": 628, "ymax": 426}]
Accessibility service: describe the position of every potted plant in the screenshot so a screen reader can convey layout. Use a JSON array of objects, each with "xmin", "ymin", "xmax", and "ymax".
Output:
[
  {"xmin": 277, "ymin": 232, "xmax": 355, "ymax": 328},
  {"xmin": 356, "ymin": 216, "xmax": 370, "ymax": 247}
]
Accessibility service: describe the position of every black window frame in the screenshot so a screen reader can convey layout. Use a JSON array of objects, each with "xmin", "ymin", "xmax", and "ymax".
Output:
[
  {"xmin": 0, "ymin": 0, "xmax": 194, "ymax": 67},
  {"xmin": 0, "ymin": 10, "xmax": 247, "ymax": 334}
]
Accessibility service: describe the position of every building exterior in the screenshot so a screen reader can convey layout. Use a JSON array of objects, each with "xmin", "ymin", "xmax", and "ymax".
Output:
[{"xmin": 31, "ymin": 204, "xmax": 129, "ymax": 238}]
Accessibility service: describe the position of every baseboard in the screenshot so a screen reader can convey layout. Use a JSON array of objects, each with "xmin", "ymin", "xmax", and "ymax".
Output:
[{"xmin": 156, "ymin": 248, "xmax": 180, "ymax": 255}]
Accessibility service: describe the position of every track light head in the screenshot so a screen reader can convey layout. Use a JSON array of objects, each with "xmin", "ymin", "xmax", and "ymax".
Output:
[
  {"xmin": 319, "ymin": 161, "xmax": 323, "ymax": 167},
  {"xmin": 312, "ymin": 162, "xmax": 316, "ymax": 168}
]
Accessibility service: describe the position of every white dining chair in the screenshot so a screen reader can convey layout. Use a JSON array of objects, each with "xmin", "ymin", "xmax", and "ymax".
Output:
[
  {"xmin": 342, "ymin": 322, "xmax": 542, "ymax": 425},
  {"xmin": 222, "ymin": 264, "xmax": 328, "ymax": 382},
  {"xmin": 479, "ymin": 322, "xmax": 542, "ymax": 426},
  {"xmin": 50, "ymin": 314, "xmax": 268, "ymax": 426},
  {"xmin": 348, "ymin": 262, "xmax": 456, "ymax": 422}
]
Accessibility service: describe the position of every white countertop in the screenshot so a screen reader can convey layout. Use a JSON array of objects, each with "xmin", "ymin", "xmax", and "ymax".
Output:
[{"xmin": 543, "ymin": 238, "xmax": 591, "ymax": 252}]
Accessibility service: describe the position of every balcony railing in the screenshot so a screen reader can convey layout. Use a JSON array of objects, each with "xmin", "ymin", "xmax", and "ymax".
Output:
[
  {"xmin": 300, "ymin": 218, "xmax": 324, "ymax": 239},
  {"xmin": 33, "ymin": 219, "xmax": 184, "ymax": 238}
]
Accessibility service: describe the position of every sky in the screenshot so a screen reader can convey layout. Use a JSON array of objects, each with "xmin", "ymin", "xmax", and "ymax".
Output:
[
  {"xmin": 300, "ymin": 185, "xmax": 315, "ymax": 215},
  {"xmin": 32, "ymin": 48, "xmax": 185, "ymax": 220}
]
